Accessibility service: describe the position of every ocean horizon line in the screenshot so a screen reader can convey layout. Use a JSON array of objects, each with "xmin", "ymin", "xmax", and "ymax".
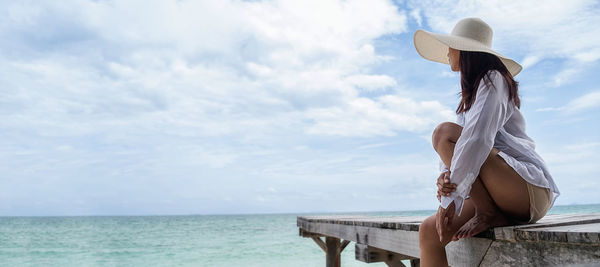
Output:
[{"xmin": 1, "ymin": 203, "xmax": 599, "ymax": 218}]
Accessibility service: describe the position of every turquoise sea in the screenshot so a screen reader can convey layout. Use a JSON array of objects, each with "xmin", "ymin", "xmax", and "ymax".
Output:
[{"xmin": 1, "ymin": 204, "xmax": 599, "ymax": 267}]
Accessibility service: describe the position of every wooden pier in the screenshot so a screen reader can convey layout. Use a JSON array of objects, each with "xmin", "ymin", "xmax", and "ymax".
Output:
[{"xmin": 297, "ymin": 213, "xmax": 600, "ymax": 267}]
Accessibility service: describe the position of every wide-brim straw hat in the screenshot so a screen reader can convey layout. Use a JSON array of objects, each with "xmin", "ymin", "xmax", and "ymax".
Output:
[{"xmin": 414, "ymin": 18, "xmax": 522, "ymax": 76}]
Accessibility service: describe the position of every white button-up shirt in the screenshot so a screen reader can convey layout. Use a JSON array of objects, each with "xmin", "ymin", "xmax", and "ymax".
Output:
[{"xmin": 441, "ymin": 70, "xmax": 560, "ymax": 216}]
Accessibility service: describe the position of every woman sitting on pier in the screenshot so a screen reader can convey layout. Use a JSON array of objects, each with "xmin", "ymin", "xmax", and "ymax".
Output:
[{"xmin": 413, "ymin": 18, "xmax": 560, "ymax": 266}]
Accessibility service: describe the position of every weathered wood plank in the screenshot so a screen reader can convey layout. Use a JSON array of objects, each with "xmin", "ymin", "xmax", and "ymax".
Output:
[
  {"xmin": 299, "ymin": 220, "xmax": 422, "ymax": 257},
  {"xmin": 298, "ymin": 215, "xmax": 428, "ymax": 231},
  {"xmin": 298, "ymin": 214, "xmax": 600, "ymax": 267},
  {"xmin": 446, "ymin": 237, "xmax": 493, "ymax": 267},
  {"xmin": 299, "ymin": 218, "xmax": 500, "ymax": 262},
  {"xmin": 515, "ymin": 222, "xmax": 600, "ymax": 244},
  {"xmin": 493, "ymin": 214, "xmax": 600, "ymax": 242},
  {"xmin": 479, "ymin": 239, "xmax": 600, "ymax": 266},
  {"xmin": 532, "ymin": 214, "xmax": 600, "ymax": 226},
  {"xmin": 298, "ymin": 215, "xmax": 495, "ymax": 238}
]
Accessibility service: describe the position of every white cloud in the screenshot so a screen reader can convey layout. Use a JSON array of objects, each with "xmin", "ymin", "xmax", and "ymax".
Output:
[
  {"xmin": 535, "ymin": 107, "xmax": 558, "ymax": 112},
  {"xmin": 440, "ymin": 70, "xmax": 457, "ymax": 78},
  {"xmin": 536, "ymin": 91, "xmax": 600, "ymax": 113},
  {"xmin": 0, "ymin": 0, "xmax": 413, "ymax": 138},
  {"xmin": 552, "ymin": 67, "xmax": 580, "ymax": 87},
  {"xmin": 306, "ymin": 96, "xmax": 454, "ymax": 137},
  {"xmin": 564, "ymin": 142, "xmax": 600, "ymax": 150},
  {"xmin": 539, "ymin": 141, "xmax": 600, "ymax": 204},
  {"xmin": 410, "ymin": 8, "xmax": 423, "ymax": 26},
  {"xmin": 565, "ymin": 91, "xmax": 600, "ymax": 112},
  {"xmin": 0, "ymin": 0, "xmax": 433, "ymax": 144},
  {"xmin": 0, "ymin": 0, "xmax": 439, "ymax": 215},
  {"xmin": 344, "ymin": 74, "xmax": 398, "ymax": 91},
  {"xmin": 521, "ymin": 55, "xmax": 541, "ymax": 70}
]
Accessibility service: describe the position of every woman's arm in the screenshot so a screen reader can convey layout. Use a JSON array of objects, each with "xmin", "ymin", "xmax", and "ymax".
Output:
[{"xmin": 440, "ymin": 71, "xmax": 511, "ymax": 216}]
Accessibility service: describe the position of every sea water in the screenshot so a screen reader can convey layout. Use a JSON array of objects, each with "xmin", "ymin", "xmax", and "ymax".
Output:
[{"xmin": 1, "ymin": 204, "xmax": 599, "ymax": 267}]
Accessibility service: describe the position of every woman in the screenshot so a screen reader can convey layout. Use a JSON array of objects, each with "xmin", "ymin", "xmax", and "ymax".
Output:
[{"xmin": 413, "ymin": 18, "xmax": 560, "ymax": 266}]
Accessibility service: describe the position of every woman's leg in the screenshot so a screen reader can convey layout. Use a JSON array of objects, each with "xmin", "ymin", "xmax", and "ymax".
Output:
[
  {"xmin": 431, "ymin": 122, "xmax": 530, "ymax": 230},
  {"xmin": 419, "ymin": 122, "xmax": 531, "ymax": 266},
  {"xmin": 419, "ymin": 199, "xmax": 475, "ymax": 266}
]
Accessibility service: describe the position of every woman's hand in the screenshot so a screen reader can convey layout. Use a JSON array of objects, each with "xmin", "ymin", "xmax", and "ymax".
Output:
[
  {"xmin": 436, "ymin": 171, "xmax": 457, "ymax": 202},
  {"xmin": 436, "ymin": 201, "xmax": 456, "ymax": 243}
]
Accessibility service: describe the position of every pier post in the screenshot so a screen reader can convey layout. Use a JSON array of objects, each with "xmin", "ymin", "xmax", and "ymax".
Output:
[
  {"xmin": 325, "ymin": 237, "xmax": 341, "ymax": 267},
  {"xmin": 299, "ymin": 229, "xmax": 350, "ymax": 267}
]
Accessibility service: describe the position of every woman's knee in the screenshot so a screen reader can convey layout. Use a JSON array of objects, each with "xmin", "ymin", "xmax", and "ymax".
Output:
[
  {"xmin": 432, "ymin": 122, "xmax": 462, "ymax": 151},
  {"xmin": 419, "ymin": 216, "xmax": 439, "ymax": 244}
]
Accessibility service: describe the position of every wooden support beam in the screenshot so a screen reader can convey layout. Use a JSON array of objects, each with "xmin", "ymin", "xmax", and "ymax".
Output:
[
  {"xmin": 300, "ymin": 229, "xmax": 352, "ymax": 267},
  {"xmin": 355, "ymin": 243, "xmax": 415, "ymax": 266},
  {"xmin": 299, "ymin": 228, "xmax": 321, "ymax": 238},
  {"xmin": 311, "ymin": 236, "xmax": 327, "ymax": 253},
  {"xmin": 356, "ymin": 243, "xmax": 386, "ymax": 263},
  {"xmin": 339, "ymin": 240, "xmax": 350, "ymax": 253}
]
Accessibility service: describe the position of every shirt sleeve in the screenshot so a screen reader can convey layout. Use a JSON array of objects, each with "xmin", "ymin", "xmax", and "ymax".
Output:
[
  {"xmin": 438, "ymin": 113, "xmax": 465, "ymax": 173},
  {"xmin": 440, "ymin": 71, "xmax": 510, "ymax": 215},
  {"xmin": 439, "ymin": 161, "xmax": 448, "ymax": 173}
]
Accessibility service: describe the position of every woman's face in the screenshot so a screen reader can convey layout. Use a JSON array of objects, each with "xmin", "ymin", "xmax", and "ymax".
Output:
[{"xmin": 448, "ymin": 48, "xmax": 460, "ymax": 72}]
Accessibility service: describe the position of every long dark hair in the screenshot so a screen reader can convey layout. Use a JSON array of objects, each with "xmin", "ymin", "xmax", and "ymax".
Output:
[{"xmin": 456, "ymin": 51, "xmax": 519, "ymax": 114}]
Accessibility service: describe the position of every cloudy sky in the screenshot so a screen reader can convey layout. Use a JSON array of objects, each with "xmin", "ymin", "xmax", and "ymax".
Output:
[{"xmin": 1, "ymin": 0, "xmax": 599, "ymax": 216}]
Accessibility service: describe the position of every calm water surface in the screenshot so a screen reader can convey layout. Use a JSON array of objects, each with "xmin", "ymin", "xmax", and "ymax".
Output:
[{"xmin": 1, "ymin": 204, "xmax": 598, "ymax": 266}]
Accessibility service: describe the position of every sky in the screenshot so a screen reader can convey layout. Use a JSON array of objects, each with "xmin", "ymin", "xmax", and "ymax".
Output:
[{"xmin": 1, "ymin": 0, "xmax": 599, "ymax": 216}]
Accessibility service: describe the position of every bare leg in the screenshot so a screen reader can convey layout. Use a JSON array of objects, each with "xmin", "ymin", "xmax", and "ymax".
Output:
[
  {"xmin": 419, "ymin": 122, "xmax": 531, "ymax": 266},
  {"xmin": 432, "ymin": 122, "xmax": 530, "ymax": 231},
  {"xmin": 419, "ymin": 199, "xmax": 475, "ymax": 266}
]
